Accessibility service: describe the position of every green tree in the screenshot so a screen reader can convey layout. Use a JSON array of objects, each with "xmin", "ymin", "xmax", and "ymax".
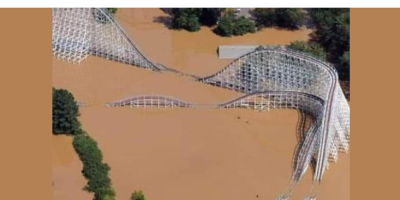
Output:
[
  {"xmin": 52, "ymin": 88, "xmax": 81, "ymax": 135},
  {"xmin": 185, "ymin": 14, "xmax": 201, "ymax": 32},
  {"xmin": 73, "ymin": 134, "xmax": 115, "ymax": 200},
  {"xmin": 309, "ymin": 8, "xmax": 349, "ymax": 60},
  {"xmin": 253, "ymin": 8, "xmax": 275, "ymax": 28},
  {"xmin": 339, "ymin": 51, "xmax": 350, "ymax": 80},
  {"xmin": 95, "ymin": 187, "xmax": 116, "ymax": 200},
  {"xmin": 309, "ymin": 8, "xmax": 350, "ymax": 82},
  {"xmin": 214, "ymin": 12, "xmax": 256, "ymax": 37},
  {"xmin": 171, "ymin": 8, "xmax": 202, "ymax": 31},
  {"xmin": 288, "ymin": 41, "xmax": 327, "ymax": 60},
  {"xmin": 233, "ymin": 16, "xmax": 256, "ymax": 36},
  {"xmin": 73, "ymin": 134, "xmax": 111, "ymax": 191},
  {"xmin": 253, "ymin": 8, "xmax": 306, "ymax": 29},
  {"xmin": 170, "ymin": 8, "xmax": 224, "ymax": 31},
  {"xmin": 130, "ymin": 191, "xmax": 147, "ymax": 200},
  {"xmin": 214, "ymin": 14, "xmax": 234, "ymax": 36},
  {"xmin": 274, "ymin": 8, "xmax": 306, "ymax": 29},
  {"xmin": 199, "ymin": 8, "xmax": 223, "ymax": 26}
]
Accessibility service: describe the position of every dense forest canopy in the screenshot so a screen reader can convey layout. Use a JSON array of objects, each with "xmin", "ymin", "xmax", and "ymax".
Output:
[
  {"xmin": 253, "ymin": 8, "xmax": 306, "ymax": 29},
  {"xmin": 171, "ymin": 8, "xmax": 223, "ymax": 31},
  {"xmin": 309, "ymin": 8, "xmax": 350, "ymax": 82}
]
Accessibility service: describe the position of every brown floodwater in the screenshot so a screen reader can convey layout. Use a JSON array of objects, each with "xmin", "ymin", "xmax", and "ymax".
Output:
[
  {"xmin": 52, "ymin": 8, "xmax": 349, "ymax": 200},
  {"xmin": 52, "ymin": 135, "xmax": 93, "ymax": 200},
  {"xmin": 79, "ymin": 107, "xmax": 349, "ymax": 200},
  {"xmin": 52, "ymin": 56, "xmax": 350, "ymax": 200},
  {"xmin": 115, "ymin": 8, "xmax": 313, "ymax": 77}
]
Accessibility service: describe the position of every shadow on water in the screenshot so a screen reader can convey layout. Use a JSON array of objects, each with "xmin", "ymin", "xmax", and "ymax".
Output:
[
  {"xmin": 153, "ymin": 16, "xmax": 173, "ymax": 29},
  {"xmin": 291, "ymin": 110, "xmax": 317, "ymax": 179}
]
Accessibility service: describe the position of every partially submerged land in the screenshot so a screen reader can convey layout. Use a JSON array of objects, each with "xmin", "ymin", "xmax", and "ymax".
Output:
[
  {"xmin": 52, "ymin": 8, "xmax": 350, "ymax": 200},
  {"xmin": 114, "ymin": 8, "xmax": 312, "ymax": 76},
  {"xmin": 52, "ymin": 135, "xmax": 93, "ymax": 200}
]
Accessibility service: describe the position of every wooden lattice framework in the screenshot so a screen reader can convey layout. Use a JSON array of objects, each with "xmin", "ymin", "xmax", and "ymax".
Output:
[{"xmin": 53, "ymin": 8, "xmax": 350, "ymax": 200}]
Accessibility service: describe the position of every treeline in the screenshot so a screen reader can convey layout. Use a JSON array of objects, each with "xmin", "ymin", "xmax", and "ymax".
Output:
[
  {"xmin": 287, "ymin": 41, "xmax": 327, "ymax": 61},
  {"xmin": 74, "ymin": 133, "xmax": 115, "ymax": 200},
  {"xmin": 169, "ymin": 8, "xmax": 307, "ymax": 37},
  {"xmin": 171, "ymin": 8, "xmax": 223, "ymax": 32},
  {"xmin": 309, "ymin": 8, "xmax": 350, "ymax": 82},
  {"xmin": 170, "ymin": 9, "xmax": 255, "ymax": 37},
  {"xmin": 253, "ymin": 8, "xmax": 306, "ymax": 30},
  {"xmin": 286, "ymin": 9, "xmax": 350, "ymax": 98},
  {"xmin": 53, "ymin": 88, "xmax": 148, "ymax": 200},
  {"xmin": 214, "ymin": 12, "xmax": 256, "ymax": 37},
  {"xmin": 168, "ymin": 8, "xmax": 350, "ymax": 98},
  {"xmin": 52, "ymin": 88, "xmax": 81, "ymax": 135}
]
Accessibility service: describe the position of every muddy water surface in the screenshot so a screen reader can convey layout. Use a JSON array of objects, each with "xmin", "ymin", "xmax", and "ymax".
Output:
[
  {"xmin": 52, "ymin": 135, "xmax": 93, "ymax": 200},
  {"xmin": 52, "ymin": 8, "xmax": 349, "ymax": 200},
  {"xmin": 53, "ymin": 56, "xmax": 349, "ymax": 200},
  {"xmin": 78, "ymin": 107, "xmax": 349, "ymax": 200},
  {"xmin": 115, "ymin": 8, "xmax": 313, "ymax": 76}
]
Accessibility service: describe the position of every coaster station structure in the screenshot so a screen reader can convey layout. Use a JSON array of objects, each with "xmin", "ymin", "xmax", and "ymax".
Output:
[{"xmin": 53, "ymin": 8, "xmax": 350, "ymax": 200}]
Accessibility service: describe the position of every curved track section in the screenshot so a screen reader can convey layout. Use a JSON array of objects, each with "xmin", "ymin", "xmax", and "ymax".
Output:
[
  {"xmin": 108, "ymin": 91, "xmax": 348, "ymax": 183},
  {"xmin": 53, "ymin": 8, "xmax": 350, "ymax": 199},
  {"xmin": 106, "ymin": 94, "xmax": 194, "ymax": 108},
  {"xmin": 52, "ymin": 8, "xmax": 163, "ymax": 70},
  {"xmin": 199, "ymin": 46, "xmax": 350, "ymax": 183}
]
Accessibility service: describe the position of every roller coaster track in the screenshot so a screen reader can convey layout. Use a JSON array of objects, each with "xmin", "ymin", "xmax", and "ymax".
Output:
[
  {"xmin": 106, "ymin": 91, "xmax": 329, "ymax": 179},
  {"xmin": 197, "ymin": 46, "xmax": 348, "ymax": 184},
  {"xmin": 52, "ymin": 8, "xmax": 164, "ymax": 70},
  {"xmin": 107, "ymin": 91, "xmax": 324, "ymax": 109},
  {"xmin": 107, "ymin": 94, "xmax": 195, "ymax": 108},
  {"xmin": 52, "ymin": 8, "xmax": 350, "ymax": 200}
]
